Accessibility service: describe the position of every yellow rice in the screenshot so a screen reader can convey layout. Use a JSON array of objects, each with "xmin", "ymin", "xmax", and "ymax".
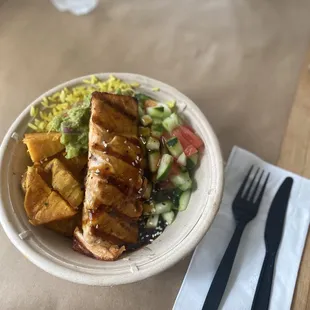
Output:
[
  {"xmin": 28, "ymin": 75, "xmax": 176, "ymax": 133},
  {"xmin": 28, "ymin": 75, "xmax": 139, "ymax": 132}
]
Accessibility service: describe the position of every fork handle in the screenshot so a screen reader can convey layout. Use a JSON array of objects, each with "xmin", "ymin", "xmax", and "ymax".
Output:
[
  {"xmin": 251, "ymin": 252, "xmax": 276, "ymax": 310},
  {"xmin": 202, "ymin": 222, "xmax": 246, "ymax": 310}
]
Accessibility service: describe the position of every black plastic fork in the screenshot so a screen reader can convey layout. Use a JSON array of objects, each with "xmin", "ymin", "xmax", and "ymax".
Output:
[{"xmin": 202, "ymin": 166, "xmax": 270, "ymax": 310}]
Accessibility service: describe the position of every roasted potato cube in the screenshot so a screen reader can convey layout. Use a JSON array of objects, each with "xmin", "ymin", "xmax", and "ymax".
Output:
[
  {"xmin": 45, "ymin": 212, "xmax": 81, "ymax": 237},
  {"xmin": 54, "ymin": 153, "xmax": 87, "ymax": 182},
  {"xmin": 24, "ymin": 166, "xmax": 76, "ymax": 225},
  {"xmin": 44, "ymin": 158, "xmax": 83, "ymax": 210},
  {"xmin": 56, "ymin": 153, "xmax": 88, "ymax": 173},
  {"xmin": 23, "ymin": 133, "xmax": 64, "ymax": 162}
]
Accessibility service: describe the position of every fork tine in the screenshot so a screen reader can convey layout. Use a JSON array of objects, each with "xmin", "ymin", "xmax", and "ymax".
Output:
[
  {"xmin": 255, "ymin": 172, "xmax": 270, "ymax": 205},
  {"xmin": 249, "ymin": 170, "xmax": 264, "ymax": 202},
  {"xmin": 235, "ymin": 166, "xmax": 254, "ymax": 199},
  {"xmin": 244, "ymin": 168, "xmax": 260, "ymax": 200}
]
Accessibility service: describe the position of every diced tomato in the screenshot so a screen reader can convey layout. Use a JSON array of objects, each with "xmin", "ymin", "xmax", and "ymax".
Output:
[
  {"xmin": 178, "ymin": 126, "xmax": 204, "ymax": 149},
  {"xmin": 172, "ymin": 128, "xmax": 191, "ymax": 149},
  {"xmin": 184, "ymin": 145, "xmax": 198, "ymax": 157},
  {"xmin": 182, "ymin": 125, "xmax": 195, "ymax": 132}
]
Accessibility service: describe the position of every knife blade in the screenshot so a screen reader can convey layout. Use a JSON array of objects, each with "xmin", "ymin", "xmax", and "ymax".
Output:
[
  {"xmin": 264, "ymin": 177, "xmax": 293, "ymax": 253},
  {"xmin": 251, "ymin": 177, "xmax": 293, "ymax": 310}
]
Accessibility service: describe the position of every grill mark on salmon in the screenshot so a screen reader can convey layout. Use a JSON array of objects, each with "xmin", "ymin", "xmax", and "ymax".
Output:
[
  {"xmin": 88, "ymin": 204, "xmax": 139, "ymax": 223},
  {"xmin": 88, "ymin": 209, "xmax": 138, "ymax": 244},
  {"xmin": 101, "ymin": 100, "xmax": 137, "ymax": 121},
  {"xmin": 91, "ymin": 103, "xmax": 137, "ymax": 135},
  {"xmin": 91, "ymin": 143, "xmax": 143, "ymax": 168},
  {"xmin": 89, "ymin": 227, "xmax": 125, "ymax": 246},
  {"xmin": 103, "ymin": 175, "xmax": 142, "ymax": 197},
  {"xmin": 84, "ymin": 175, "xmax": 143, "ymax": 218},
  {"xmin": 85, "ymin": 172, "xmax": 144, "ymax": 200},
  {"xmin": 91, "ymin": 117, "xmax": 141, "ymax": 147},
  {"xmin": 92, "ymin": 91, "xmax": 138, "ymax": 119},
  {"xmin": 119, "ymin": 136, "xmax": 141, "ymax": 147}
]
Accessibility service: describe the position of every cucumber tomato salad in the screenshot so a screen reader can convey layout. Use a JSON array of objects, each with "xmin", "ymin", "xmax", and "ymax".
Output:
[{"xmin": 137, "ymin": 93, "xmax": 204, "ymax": 230}]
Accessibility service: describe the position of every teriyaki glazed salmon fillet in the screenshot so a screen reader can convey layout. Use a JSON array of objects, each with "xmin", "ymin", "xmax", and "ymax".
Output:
[{"xmin": 73, "ymin": 92, "xmax": 146, "ymax": 261}]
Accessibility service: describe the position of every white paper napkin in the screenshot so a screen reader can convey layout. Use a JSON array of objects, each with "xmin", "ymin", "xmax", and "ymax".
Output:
[{"xmin": 173, "ymin": 146, "xmax": 310, "ymax": 310}]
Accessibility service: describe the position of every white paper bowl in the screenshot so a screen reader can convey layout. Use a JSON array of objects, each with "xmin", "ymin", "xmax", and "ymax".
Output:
[{"xmin": 0, "ymin": 73, "xmax": 223, "ymax": 285}]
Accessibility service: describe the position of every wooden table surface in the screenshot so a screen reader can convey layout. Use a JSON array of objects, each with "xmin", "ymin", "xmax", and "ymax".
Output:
[{"xmin": 278, "ymin": 51, "xmax": 310, "ymax": 310}]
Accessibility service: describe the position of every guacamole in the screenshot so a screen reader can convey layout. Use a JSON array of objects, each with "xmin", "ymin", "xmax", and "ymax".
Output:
[{"xmin": 48, "ymin": 99, "xmax": 90, "ymax": 159}]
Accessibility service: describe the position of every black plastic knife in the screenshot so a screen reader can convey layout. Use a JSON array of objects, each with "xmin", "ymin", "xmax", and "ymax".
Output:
[{"xmin": 251, "ymin": 177, "xmax": 293, "ymax": 310}]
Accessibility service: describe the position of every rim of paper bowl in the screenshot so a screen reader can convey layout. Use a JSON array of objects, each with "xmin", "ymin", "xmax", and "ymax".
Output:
[{"xmin": 0, "ymin": 73, "xmax": 223, "ymax": 286}]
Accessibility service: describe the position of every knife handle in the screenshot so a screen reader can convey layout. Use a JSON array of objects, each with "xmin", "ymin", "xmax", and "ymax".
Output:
[
  {"xmin": 202, "ymin": 222, "xmax": 246, "ymax": 310},
  {"xmin": 251, "ymin": 252, "xmax": 276, "ymax": 310}
]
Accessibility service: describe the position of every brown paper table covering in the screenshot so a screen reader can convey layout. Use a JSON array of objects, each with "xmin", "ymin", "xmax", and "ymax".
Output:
[{"xmin": 0, "ymin": 0, "xmax": 310, "ymax": 309}]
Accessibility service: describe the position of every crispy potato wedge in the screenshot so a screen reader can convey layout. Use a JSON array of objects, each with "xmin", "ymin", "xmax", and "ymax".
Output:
[
  {"xmin": 24, "ymin": 166, "xmax": 76, "ymax": 225},
  {"xmin": 56, "ymin": 153, "xmax": 88, "ymax": 174},
  {"xmin": 44, "ymin": 158, "xmax": 83, "ymax": 210},
  {"xmin": 45, "ymin": 212, "xmax": 81, "ymax": 237},
  {"xmin": 54, "ymin": 153, "xmax": 87, "ymax": 182},
  {"xmin": 23, "ymin": 133, "xmax": 64, "ymax": 162}
]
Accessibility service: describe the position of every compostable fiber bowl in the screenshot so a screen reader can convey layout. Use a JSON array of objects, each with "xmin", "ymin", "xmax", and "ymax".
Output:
[{"xmin": 0, "ymin": 73, "xmax": 223, "ymax": 285}]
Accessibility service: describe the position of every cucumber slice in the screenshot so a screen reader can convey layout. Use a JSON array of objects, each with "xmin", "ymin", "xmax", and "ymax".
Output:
[
  {"xmin": 156, "ymin": 154, "xmax": 173, "ymax": 181},
  {"xmin": 166, "ymin": 137, "xmax": 183, "ymax": 157},
  {"xmin": 177, "ymin": 152, "xmax": 187, "ymax": 166},
  {"xmin": 162, "ymin": 113, "xmax": 180, "ymax": 132},
  {"xmin": 139, "ymin": 126, "xmax": 151, "ymax": 137},
  {"xmin": 146, "ymin": 137, "xmax": 160, "ymax": 151},
  {"xmin": 141, "ymin": 114, "xmax": 153, "ymax": 126},
  {"xmin": 146, "ymin": 106, "xmax": 165, "ymax": 118},
  {"xmin": 179, "ymin": 190, "xmax": 191, "ymax": 211},
  {"xmin": 170, "ymin": 172, "xmax": 192, "ymax": 191},
  {"xmin": 154, "ymin": 201, "xmax": 173, "ymax": 214},
  {"xmin": 151, "ymin": 123, "xmax": 164, "ymax": 138},
  {"xmin": 152, "ymin": 125, "xmax": 164, "ymax": 137},
  {"xmin": 148, "ymin": 151, "xmax": 160, "ymax": 172},
  {"xmin": 143, "ymin": 183, "xmax": 152, "ymax": 199},
  {"xmin": 152, "ymin": 118, "xmax": 162, "ymax": 125},
  {"xmin": 159, "ymin": 103, "xmax": 172, "ymax": 118},
  {"xmin": 162, "ymin": 211, "xmax": 175, "ymax": 225},
  {"xmin": 146, "ymin": 214, "xmax": 159, "ymax": 228},
  {"xmin": 187, "ymin": 153, "xmax": 199, "ymax": 170},
  {"xmin": 146, "ymin": 104, "xmax": 171, "ymax": 119}
]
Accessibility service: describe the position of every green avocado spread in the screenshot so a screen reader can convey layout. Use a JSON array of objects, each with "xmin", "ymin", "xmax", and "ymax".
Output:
[{"xmin": 48, "ymin": 99, "xmax": 90, "ymax": 159}]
